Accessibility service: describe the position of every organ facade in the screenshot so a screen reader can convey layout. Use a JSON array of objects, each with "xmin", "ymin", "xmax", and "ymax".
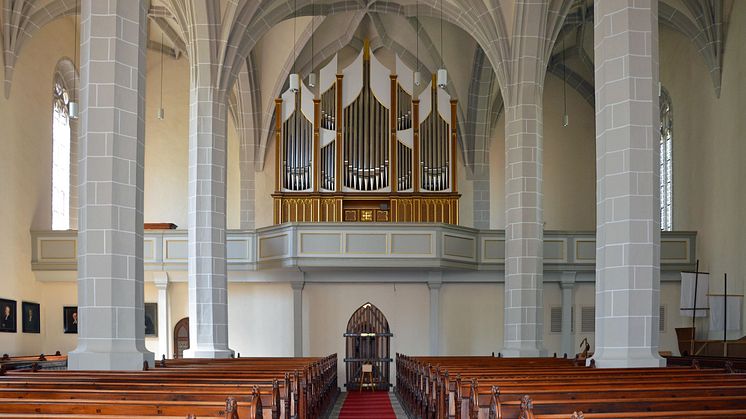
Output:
[{"xmin": 273, "ymin": 41, "xmax": 460, "ymax": 224}]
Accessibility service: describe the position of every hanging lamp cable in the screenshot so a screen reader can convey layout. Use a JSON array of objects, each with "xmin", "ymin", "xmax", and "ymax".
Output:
[
  {"xmin": 160, "ymin": 34, "xmax": 164, "ymax": 107},
  {"xmin": 440, "ymin": 0, "xmax": 444, "ymax": 68},
  {"xmin": 562, "ymin": 38, "xmax": 568, "ymax": 126}
]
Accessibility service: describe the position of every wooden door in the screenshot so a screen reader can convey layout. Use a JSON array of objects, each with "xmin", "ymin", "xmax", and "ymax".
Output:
[
  {"xmin": 344, "ymin": 303, "xmax": 392, "ymax": 390},
  {"xmin": 173, "ymin": 317, "xmax": 189, "ymax": 359}
]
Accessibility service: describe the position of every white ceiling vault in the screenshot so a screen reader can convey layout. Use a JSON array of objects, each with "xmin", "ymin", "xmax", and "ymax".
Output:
[{"xmin": 0, "ymin": 0, "xmax": 731, "ymax": 175}]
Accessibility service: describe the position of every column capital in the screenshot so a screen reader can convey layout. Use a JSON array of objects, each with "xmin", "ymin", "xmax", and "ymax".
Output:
[
  {"xmin": 427, "ymin": 271, "xmax": 443, "ymax": 290},
  {"xmin": 427, "ymin": 282, "xmax": 442, "ymax": 290},
  {"xmin": 290, "ymin": 281, "xmax": 305, "ymax": 291},
  {"xmin": 153, "ymin": 272, "xmax": 169, "ymax": 290},
  {"xmin": 560, "ymin": 271, "xmax": 576, "ymax": 289}
]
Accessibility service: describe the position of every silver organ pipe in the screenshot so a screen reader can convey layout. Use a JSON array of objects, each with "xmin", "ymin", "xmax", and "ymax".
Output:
[
  {"xmin": 319, "ymin": 85, "xmax": 336, "ymax": 190},
  {"xmin": 282, "ymin": 91, "xmax": 313, "ymax": 191},
  {"xmin": 343, "ymin": 55, "xmax": 390, "ymax": 192},
  {"xmin": 419, "ymin": 99, "xmax": 450, "ymax": 192},
  {"xmin": 397, "ymin": 86, "xmax": 412, "ymax": 130},
  {"xmin": 321, "ymin": 85, "xmax": 336, "ymax": 130}
]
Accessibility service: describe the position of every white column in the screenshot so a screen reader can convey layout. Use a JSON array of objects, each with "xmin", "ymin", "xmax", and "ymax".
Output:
[
  {"xmin": 291, "ymin": 281, "xmax": 304, "ymax": 357},
  {"xmin": 502, "ymin": 97, "xmax": 546, "ymax": 357},
  {"xmin": 428, "ymin": 273, "xmax": 442, "ymax": 355},
  {"xmin": 592, "ymin": 0, "xmax": 664, "ymax": 368},
  {"xmin": 68, "ymin": 0, "xmax": 154, "ymax": 370},
  {"xmin": 154, "ymin": 273, "xmax": 170, "ymax": 360},
  {"xmin": 560, "ymin": 272, "xmax": 576, "ymax": 358},
  {"xmin": 184, "ymin": 78, "xmax": 233, "ymax": 359}
]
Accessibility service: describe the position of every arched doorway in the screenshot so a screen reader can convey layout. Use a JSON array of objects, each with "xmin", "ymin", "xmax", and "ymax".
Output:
[
  {"xmin": 173, "ymin": 317, "xmax": 189, "ymax": 359},
  {"xmin": 344, "ymin": 303, "xmax": 392, "ymax": 390}
]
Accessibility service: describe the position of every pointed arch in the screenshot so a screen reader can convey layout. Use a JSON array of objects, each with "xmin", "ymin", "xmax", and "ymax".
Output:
[{"xmin": 344, "ymin": 302, "xmax": 392, "ymax": 390}]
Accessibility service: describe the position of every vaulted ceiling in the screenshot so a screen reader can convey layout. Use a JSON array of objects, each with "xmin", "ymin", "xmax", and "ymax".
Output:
[{"xmin": 0, "ymin": 0, "xmax": 733, "ymax": 174}]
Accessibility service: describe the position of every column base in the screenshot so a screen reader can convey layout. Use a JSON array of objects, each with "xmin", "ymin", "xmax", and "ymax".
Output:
[
  {"xmin": 183, "ymin": 348, "xmax": 234, "ymax": 359},
  {"xmin": 68, "ymin": 350, "xmax": 155, "ymax": 371},
  {"xmin": 591, "ymin": 348, "xmax": 665, "ymax": 368},
  {"xmin": 500, "ymin": 345, "xmax": 548, "ymax": 358}
]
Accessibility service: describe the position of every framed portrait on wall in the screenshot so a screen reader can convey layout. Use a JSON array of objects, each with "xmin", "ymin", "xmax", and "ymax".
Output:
[
  {"xmin": 21, "ymin": 302, "xmax": 40, "ymax": 333},
  {"xmin": 0, "ymin": 299, "xmax": 16, "ymax": 333},
  {"xmin": 144, "ymin": 303, "xmax": 157, "ymax": 336},
  {"xmin": 63, "ymin": 306, "xmax": 78, "ymax": 334}
]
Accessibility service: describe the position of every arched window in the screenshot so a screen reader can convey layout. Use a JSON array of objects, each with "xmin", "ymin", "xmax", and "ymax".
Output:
[
  {"xmin": 52, "ymin": 74, "xmax": 71, "ymax": 230},
  {"xmin": 659, "ymin": 88, "xmax": 673, "ymax": 231}
]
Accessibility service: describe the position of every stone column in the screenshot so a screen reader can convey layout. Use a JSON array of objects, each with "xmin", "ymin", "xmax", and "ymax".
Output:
[
  {"xmin": 560, "ymin": 272, "xmax": 576, "ymax": 357},
  {"xmin": 592, "ymin": 0, "xmax": 664, "ymax": 368},
  {"xmin": 154, "ymin": 273, "xmax": 170, "ymax": 359},
  {"xmin": 184, "ymin": 77, "xmax": 233, "ymax": 358},
  {"xmin": 68, "ymin": 0, "xmax": 154, "ymax": 370},
  {"xmin": 428, "ymin": 274, "xmax": 442, "ymax": 355},
  {"xmin": 502, "ymin": 95, "xmax": 546, "ymax": 357},
  {"xmin": 291, "ymin": 281, "xmax": 304, "ymax": 357},
  {"xmin": 471, "ymin": 165, "xmax": 491, "ymax": 230}
]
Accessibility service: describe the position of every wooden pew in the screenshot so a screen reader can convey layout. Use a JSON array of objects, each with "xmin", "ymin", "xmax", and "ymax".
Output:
[
  {"xmin": 395, "ymin": 353, "xmax": 746, "ymax": 419},
  {"xmin": 0, "ymin": 354, "xmax": 339, "ymax": 419}
]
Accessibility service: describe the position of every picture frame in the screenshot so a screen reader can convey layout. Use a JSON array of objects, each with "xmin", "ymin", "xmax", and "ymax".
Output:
[
  {"xmin": 144, "ymin": 303, "xmax": 158, "ymax": 336},
  {"xmin": 0, "ymin": 298, "xmax": 16, "ymax": 333},
  {"xmin": 63, "ymin": 306, "xmax": 78, "ymax": 334},
  {"xmin": 21, "ymin": 301, "xmax": 40, "ymax": 334}
]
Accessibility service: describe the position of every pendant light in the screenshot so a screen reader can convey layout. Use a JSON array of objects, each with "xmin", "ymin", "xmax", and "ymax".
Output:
[
  {"xmin": 562, "ymin": 39, "xmax": 568, "ymax": 127},
  {"xmin": 414, "ymin": 0, "xmax": 421, "ymax": 86},
  {"xmin": 157, "ymin": 33, "xmax": 165, "ymax": 120},
  {"xmin": 437, "ymin": 0, "xmax": 447, "ymax": 89},
  {"xmin": 289, "ymin": 0, "xmax": 300, "ymax": 93},
  {"xmin": 308, "ymin": 0, "xmax": 316, "ymax": 88},
  {"xmin": 68, "ymin": 0, "xmax": 80, "ymax": 120}
]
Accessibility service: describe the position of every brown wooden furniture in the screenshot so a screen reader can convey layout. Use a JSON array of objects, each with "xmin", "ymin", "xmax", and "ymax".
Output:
[
  {"xmin": 0, "ymin": 355, "xmax": 339, "ymax": 419},
  {"xmin": 675, "ymin": 327, "xmax": 746, "ymax": 357},
  {"xmin": 144, "ymin": 223, "xmax": 178, "ymax": 230},
  {"xmin": 396, "ymin": 354, "xmax": 746, "ymax": 419}
]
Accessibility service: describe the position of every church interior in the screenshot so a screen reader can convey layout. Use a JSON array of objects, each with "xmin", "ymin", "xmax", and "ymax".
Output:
[{"xmin": 1, "ymin": 0, "xmax": 746, "ymax": 417}]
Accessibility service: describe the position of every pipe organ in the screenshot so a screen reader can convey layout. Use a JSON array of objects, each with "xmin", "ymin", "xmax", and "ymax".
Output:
[{"xmin": 273, "ymin": 41, "xmax": 459, "ymax": 224}]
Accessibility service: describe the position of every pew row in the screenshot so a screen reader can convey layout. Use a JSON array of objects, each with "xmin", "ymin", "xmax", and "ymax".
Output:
[
  {"xmin": 395, "ymin": 354, "xmax": 746, "ymax": 419},
  {"xmin": 0, "ymin": 354, "xmax": 339, "ymax": 419}
]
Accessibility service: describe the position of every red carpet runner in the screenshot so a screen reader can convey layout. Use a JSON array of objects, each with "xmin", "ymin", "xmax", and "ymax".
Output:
[{"xmin": 338, "ymin": 391, "xmax": 397, "ymax": 419}]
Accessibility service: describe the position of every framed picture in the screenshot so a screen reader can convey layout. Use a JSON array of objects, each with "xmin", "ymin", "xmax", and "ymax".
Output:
[
  {"xmin": 63, "ymin": 306, "xmax": 78, "ymax": 334},
  {"xmin": 144, "ymin": 303, "xmax": 157, "ymax": 336},
  {"xmin": 0, "ymin": 299, "xmax": 16, "ymax": 333},
  {"xmin": 21, "ymin": 302, "xmax": 40, "ymax": 334}
]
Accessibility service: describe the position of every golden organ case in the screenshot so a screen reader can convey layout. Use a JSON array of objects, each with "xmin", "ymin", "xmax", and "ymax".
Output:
[{"xmin": 273, "ymin": 41, "xmax": 459, "ymax": 224}]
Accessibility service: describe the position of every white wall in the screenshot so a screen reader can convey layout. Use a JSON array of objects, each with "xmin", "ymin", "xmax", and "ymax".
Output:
[
  {"xmin": 660, "ymin": 5, "xmax": 746, "ymax": 324},
  {"xmin": 303, "ymin": 282, "xmax": 430, "ymax": 388},
  {"xmin": 489, "ymin": 72, "xmax": 596, "ymax": 230},
  {"xmin": 440, "ymin": 283, "xmax": 503, "ymax": 355},
  {"xmin": 0, "ymin": 16, "xmax": 76, "ymax": 355}
]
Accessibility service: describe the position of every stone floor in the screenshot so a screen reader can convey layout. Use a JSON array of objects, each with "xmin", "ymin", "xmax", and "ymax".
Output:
[{"xmin": 326, "ymin": 390, "xmax": 409, "ymax": 419}]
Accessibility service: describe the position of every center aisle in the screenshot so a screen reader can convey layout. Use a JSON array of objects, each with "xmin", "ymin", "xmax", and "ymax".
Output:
[{"xmin": 338, "ymin": 391, "xmax": 397, "ymax": 419}]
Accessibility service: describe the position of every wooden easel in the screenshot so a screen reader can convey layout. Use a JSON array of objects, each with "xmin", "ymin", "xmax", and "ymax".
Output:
[{"xmin": 359, "ymin": 363, "xmax": 374, "ymax": 392}]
